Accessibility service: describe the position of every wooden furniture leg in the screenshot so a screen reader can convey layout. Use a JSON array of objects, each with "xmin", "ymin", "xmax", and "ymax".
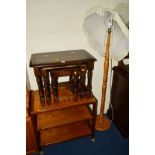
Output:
[
  {"xmin": 34, "ymin": 67, "xmax": 45, "ymax": 106},
  {"xmin": 86, "ymin": 62, "xmax": 94, "ymax": 98},
  {"xmin": 79, "ymin": 68, "xmax": 86, "ymax": 98},
  {"xmin": 87, "ymin": 69, "xmax": 93, "ymax": 97},
  {"xmin": 72, "ymin": 71, "xmax": 78, "ymax": 101},
  {"xmin": 52, "ymin": 75, "xmax": 58, "ymax": 103},
  {"xmin": 69, "ymin": 75, "xmax": 73, "ymax": 85},
  {"xmin": 42, "ymin": 69, "xmax": 51, "ymax": 105},
  {"xmin": 91, "ymin": 101, "xmax": 97, "ymax": 140}
]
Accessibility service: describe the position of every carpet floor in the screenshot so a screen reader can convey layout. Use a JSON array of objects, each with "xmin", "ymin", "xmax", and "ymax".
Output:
[{"xmin": 32, "ymin": 123, "xmax": 129, "ymax": 155}]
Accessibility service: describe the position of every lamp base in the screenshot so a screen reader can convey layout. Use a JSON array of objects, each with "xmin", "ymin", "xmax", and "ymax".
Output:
[{"xmin": 95, "ymin": 115, "xmax": 111, "ymax": 131}]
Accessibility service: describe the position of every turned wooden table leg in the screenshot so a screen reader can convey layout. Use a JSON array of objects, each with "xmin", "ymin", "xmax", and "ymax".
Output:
[
  {"xmin": 79, "ymin": 68, "xmax": 86, "ymax": 98},
  {"xmin": 42, "ymin": 69, "xmax": 51, "ymax": 105},
  {"xmin": 69, "ymin": 75, "xmax": 73, "ymax": 85},
  {"xmin": 72, "ymin": 71, "xmax": 79, "ymax": 101},
  {"xmin": 87, "ymin": 69, "xmax": 93, "ymax": 97},
  {"xmin": 91, "ymin": 100, "xmax": 97, "ymax": 139},
  {"xmin": 87, "ymin": 62, "xmax": 94, "ymax": 98},
  {"xmin": 51, "ymin": 74, "xmax": 58, "ymax": 103},
  {"xmin": 34, "ymin": 67, "xmax": 45, "ymax": 106}
]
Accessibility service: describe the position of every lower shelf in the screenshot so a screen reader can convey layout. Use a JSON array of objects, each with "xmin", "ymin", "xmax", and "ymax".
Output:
[
  {"xmin": 40, "ymin": 121, "xmax": 91, "ymax": 146},
  {"xmin": 37, "ymin": 105, "xmax": 92, "ymax": 129}
]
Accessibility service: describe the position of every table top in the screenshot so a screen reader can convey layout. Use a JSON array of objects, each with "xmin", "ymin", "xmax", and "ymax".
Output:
[
  {"xmin": 32, "ymin": 90, "xmax": 97, "ymax": 114},
  {"xmin": 30, "ymin": 49, "xmax": 96, "ymax": 67}
]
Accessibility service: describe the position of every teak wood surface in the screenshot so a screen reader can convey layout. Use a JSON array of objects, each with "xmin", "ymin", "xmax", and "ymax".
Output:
[
  {"xmin": 26, "ymin": 91, "xmax": 39, "ymax": 155},
  {"xmin": 40, "ymin": 121, "xmax": 91, "ymax": 146},
  {"xmin": 37, "ymin": 105, "xmax": 92, "ymax": 129},
  {"xmin": 31, "ymin": 88, "xmax": 97, "ymax": 147},
  {"xmin": 32, "ymin": 90, "xmax": 97, "ymax": 114},
  {"xmin": 26, "ymin": 117, "xmax": 38, "ymax": 153}
]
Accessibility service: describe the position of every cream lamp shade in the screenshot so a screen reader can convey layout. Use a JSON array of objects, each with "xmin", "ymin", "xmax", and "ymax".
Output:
[{"xmin": 83, "ymin": 7, "xmax": 129, "ymax": 61}]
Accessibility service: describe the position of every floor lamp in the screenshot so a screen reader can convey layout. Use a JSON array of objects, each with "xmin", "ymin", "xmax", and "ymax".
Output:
[{"xmin": 83, "ymin": 7, "xmax": 129, "ymax": 131}]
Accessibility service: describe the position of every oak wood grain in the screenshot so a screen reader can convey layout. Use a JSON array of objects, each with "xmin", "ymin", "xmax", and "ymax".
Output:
[
  {"xmin": 26, "ymin": 117, "xmax": 38, "ymax": 153},
  {"xmin": 32, "ymin": 90, "xmax": 97, "ymax": 114},
  {"xmin": 37, "ymin": 105, "xmax": 92, "ymax": 129},
  {"xmin": 40, "ymin": 121, "xmax": 91, "ymax": 146}
]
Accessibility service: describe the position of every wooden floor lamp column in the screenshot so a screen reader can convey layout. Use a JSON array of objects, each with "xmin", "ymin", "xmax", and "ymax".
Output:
[{"xmin": 95, "ymin": 28, "xmax": 111, "ymax": 131}]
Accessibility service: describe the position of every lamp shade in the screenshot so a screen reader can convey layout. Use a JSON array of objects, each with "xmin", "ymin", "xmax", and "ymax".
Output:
[{"xmin": 83, "ymin": 8, "xmax": 129, "ymax": 61}]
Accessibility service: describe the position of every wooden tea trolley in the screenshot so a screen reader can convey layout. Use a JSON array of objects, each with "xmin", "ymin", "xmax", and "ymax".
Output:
[{"xmin": 30, "ymin": 49, "xmax": 97, "ymax": 148}]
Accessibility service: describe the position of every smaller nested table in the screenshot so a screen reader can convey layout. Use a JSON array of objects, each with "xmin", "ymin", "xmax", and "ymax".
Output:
[{"xmin": 30, "ymin": 49, "xmax": 96, "ymax": 106}]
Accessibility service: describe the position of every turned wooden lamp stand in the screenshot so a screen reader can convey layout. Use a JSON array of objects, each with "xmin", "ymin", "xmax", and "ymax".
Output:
[
  {"xmin": 84, "ymin": 8, "xmax": 129, "ymax": 131},
  {"xmin": 95, "ymin": 28, "xmax": 111, "ymax": 131}
]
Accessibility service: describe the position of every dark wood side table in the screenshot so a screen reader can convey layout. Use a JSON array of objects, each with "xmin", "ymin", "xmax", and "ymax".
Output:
[
  {"xmin": 29, "ymin": 49, "xmax": 97, "ymax": 149},
  {"xmin": 30, "ymin": 49, "xmax": 97, "ymax": 106}
]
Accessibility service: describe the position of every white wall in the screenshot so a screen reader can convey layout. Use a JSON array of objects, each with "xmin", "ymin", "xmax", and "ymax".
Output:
[{"xmin": 26, "ymin": 0, "xmax": 128, "ymax": 114}]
